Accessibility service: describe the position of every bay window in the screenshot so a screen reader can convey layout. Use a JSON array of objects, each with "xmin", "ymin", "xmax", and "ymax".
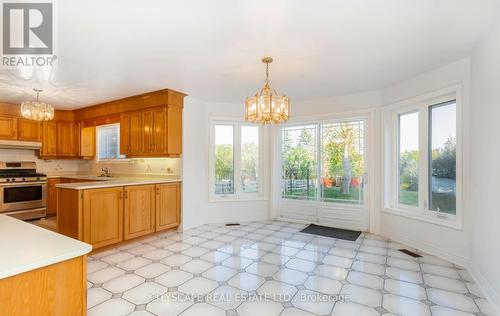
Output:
[
  {"xmin": 385, "ymin": 89, "xmax": 460, "ymax": 226},
  {"xmin": 210, "ymin": 121, "xmax": 263, "ymax": 200}
]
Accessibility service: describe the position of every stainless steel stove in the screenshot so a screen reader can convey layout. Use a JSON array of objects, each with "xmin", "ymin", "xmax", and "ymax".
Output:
[{"xmin": 0, "ymin": 162, "xmax": 47, "ymax": 220}]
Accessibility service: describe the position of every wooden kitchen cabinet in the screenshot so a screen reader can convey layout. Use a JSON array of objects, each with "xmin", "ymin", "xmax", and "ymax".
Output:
[
  {"xmin": 47, "ymin": 178, "xmax": 68, "ymax": 215},
  {"xmin": 129, "ymin": 111, "xmax": 142, "ymax": 155},
  {"xmin": 41, "ymin": 121, "xmax": 57, "ymax": 157},
  {"xmin": 0, "ymin": 115, "xmax": 18, "ymax": 140},
  {"xmin": 153, "ymin": 107, "xmax": 167, "ymax": 154},
  {"xmin": 82, "ymin": 187, "xmax": 124, "ymax": 248},
  {"xmin": 141, "ymin": 110, "xmax": 154, "ymax": 153},
  {"xmin": 18, "ymin": 119, "xmax": 41, "ymax": 141},
  {"xmin": 124, "ymin": 185, "xmax": 155, "ymax": 240},
  {"xmin": 119, "ymin": 113, "xmax": 131, "ymax": 155},
  {"xmin": 57, "ymin": 121, "xmax": 78, "ymax": 156},
  {"xmin": 167, "ymin": 105, "xmax": 182, "ymax": 155},
  {"xmin": 80, "ymin": 126, "xmax": 95, "ymax": 158},
  {"xmin": 155, "ymin": 183, "xmax": 180, "ymax": 232}
]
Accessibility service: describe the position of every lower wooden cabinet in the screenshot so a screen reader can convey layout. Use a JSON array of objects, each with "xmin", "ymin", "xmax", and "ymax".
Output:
[
  {"xmin": 82, "ymin": 187, "xmax": 124, "ymax": 248},
  {"xmin": 156, "ymin": 183, "xmax": 181, "ymax": 231},
  {"xmin": 57, "ymin": 182, "xmax": 180, "ymax": 249},
  {"xmin": 124, "ymin": 185, "xmax": 155, "ymax": 240}
]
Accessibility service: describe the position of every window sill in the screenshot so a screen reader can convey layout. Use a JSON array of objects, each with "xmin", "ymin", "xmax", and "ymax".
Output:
[
  {"xmin": 209, "ymin": 195, "xmax": 267, "ymax": 203},
  {"xmin": 383, "ymin": 207, "xmax": 462, "ymax": 230}
]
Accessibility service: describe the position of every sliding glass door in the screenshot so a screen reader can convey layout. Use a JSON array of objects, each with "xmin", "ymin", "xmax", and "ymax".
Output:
[{"xmin": 279, "ymin": 118, "xmax": 368, "ymax": 230}]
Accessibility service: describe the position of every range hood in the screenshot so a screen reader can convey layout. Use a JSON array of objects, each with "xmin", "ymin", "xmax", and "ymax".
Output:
[{"xmin": 0, "ymin": 140, "xmax": 42, "ymax": 150}]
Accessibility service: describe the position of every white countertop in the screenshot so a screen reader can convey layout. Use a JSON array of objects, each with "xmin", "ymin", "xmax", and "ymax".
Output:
[
  {"xmin": 56, "ymin": 177, "xmax": 181, "ymax": 190},
  {"xmin": 0, "ymin": 215, "xmax": 92, "ymax": 279}
]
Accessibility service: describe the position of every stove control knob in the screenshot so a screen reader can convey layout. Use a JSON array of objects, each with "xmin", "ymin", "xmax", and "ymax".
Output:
[
  {"xmin": 6, "ymin": 178, "xmax": 10, "ymax": 182},
  {"xmin": 22, "ymin": 178, "xmax": 26, "ymax": 181},
  {"xmin": 11, "ymin": 178, "xmax": 15, "ymax": 182},
  {"xmin": 37, "ymin": 177, "xmax": 40, "ymax": 180}
]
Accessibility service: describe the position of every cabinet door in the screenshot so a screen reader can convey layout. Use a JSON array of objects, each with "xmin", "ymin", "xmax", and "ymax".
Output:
[
  {"xmin": 119, "ymin": 114, "xmax": 130, "ymax": 155},
  {"xmin": 47, "ymin": 178, "xmax": 63, "ymax": 216},
  {"xmin": 167, "ymin": 106, "xmax": 182, "ymax": 155},
  {"xmin": 124, "ymin": 185, "xmax": 155, "ymax": 240},
  {"xmin": 57, "ymin": 121, "xmax": 77, "ymax": 156},
  {"xmin": 41, "ymin": 121, "xmax": 57, "ymax": 157},
  {"xmin": 83, "ymin": 187, "xmax": 123, "ymax": 248},
  {"xmin": 80, "ymin": 126, "xmax": 95, "ymax": 158},
  {"xmin": 141, "ymin": 110, "xmax": 154, "ymax": 153},
  {"xmin": 155, "ymin": 183, "xmax": 180, "ymax": 231},
  {"xmin": 0, "ymin": 116, "xmax": 18, "ymax": 140},
  {"xmin": 153, "ymin": 108, "xmax": 167, "ymax": 154},
  {"xmin": 18, "ymin": 119, "xmax": 41, "ymax": 141},
  {"xmin": 129, "ymin": 112, "xmax": 142, "ymax": 155}
]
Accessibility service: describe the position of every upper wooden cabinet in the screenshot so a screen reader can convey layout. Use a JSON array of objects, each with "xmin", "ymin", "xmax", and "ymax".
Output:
[
  {"xmin": 119, "ymin": 105, "xmax": 182, "ymax": 158},
  {"xmin": 57, "ymin": 121, "xmax": 78, "ymax": 157},
  {"xmin": 80, "ymin": 126, "xmax": 95, "ymax": 158},
  {"xmin": 0, "ymin": 115, "xmax": 18, "ymax": 140},
  {"xmin": 0, "ymin": 116, "xmax": 41, "ymax": 141},
  {"xmin": 18, "ymin": 119, "xmax": 41, "ymax": 141},
  {"xmin": 41, "ymin": 121, "xmax": 57, "ymax": 157}
]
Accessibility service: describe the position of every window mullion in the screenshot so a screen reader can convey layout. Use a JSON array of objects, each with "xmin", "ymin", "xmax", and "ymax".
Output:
[
  {"xmin": 418, "ymin": 104, "xmax": 429, "ymax": 211},
  {"xmin": 234, "ymin": 123, "xmax": 242, "ymax": 196}
]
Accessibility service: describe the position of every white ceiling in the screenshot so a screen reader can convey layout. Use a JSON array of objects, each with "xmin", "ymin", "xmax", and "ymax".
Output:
[{"xmin": 1, "ymin": 0, "xmax": 499, "ymax": 109}]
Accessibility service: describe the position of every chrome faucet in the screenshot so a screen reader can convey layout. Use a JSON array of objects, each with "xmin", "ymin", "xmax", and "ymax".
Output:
[{"xmin": 100, "ymin": 167, "xmax": 111, "ymax": 177}]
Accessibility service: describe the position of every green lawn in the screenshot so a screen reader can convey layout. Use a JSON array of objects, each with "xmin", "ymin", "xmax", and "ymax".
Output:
[
  {"xmin": 283, "ymin": 186, "xmax": 362, "ymax": 203},
  {"xmin": 399, "ymin": 190, "xmax": 456, "ymax": 214}
]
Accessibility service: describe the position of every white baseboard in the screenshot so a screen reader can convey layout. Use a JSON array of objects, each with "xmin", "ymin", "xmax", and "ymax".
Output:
[
  {"xmin": 381, "ymin": 230, "xmax": 468, "ymax": 268},
  {"xmin": 468, "ymin": 262, "xmax": 500, "ymax": 315}
]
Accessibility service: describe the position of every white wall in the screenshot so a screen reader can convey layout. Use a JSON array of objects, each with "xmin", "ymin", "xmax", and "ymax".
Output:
[
  {"xmin": 469, "ymin": 23, "xmax": 500, "ymax": 313},
  {"xmin": 181, "ymin": 97, "xmax": 271, "ymax": 229},
  {"xmin": 379, "ymin": 57, "xmax": 472, "ymax": 266},
  {"xmin": 0, "ymin": 148, "xmax": 81, "ymax": 174}
]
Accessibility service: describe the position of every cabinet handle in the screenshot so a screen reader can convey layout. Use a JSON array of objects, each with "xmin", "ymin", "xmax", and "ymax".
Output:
[
  {"xmin": 125, "ymin": 191, "xmax": 128, "ymax": 199},
  {"xmin": 156, "ymin": 187, "xmax": 159, "ymax": 195},
  {"xmin": 120, "ymin": 191, "xmax": 123, "ymax": 199}
]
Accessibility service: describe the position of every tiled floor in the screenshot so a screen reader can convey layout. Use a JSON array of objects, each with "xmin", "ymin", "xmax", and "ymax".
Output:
[{"xmin": 86, "ymin": 221, "xmax": 495, "ymax": 316}]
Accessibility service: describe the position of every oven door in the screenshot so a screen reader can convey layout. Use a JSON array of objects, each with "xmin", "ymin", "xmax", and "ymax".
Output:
[{"xmin": 0, "ymin": 182, "xmax": 47, "ymax": 213}]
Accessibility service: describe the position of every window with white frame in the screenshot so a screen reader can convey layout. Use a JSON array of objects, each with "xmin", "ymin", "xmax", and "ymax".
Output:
[
  {"xmin": 211, "ymin": 121, "xmax": 262, "ymax": 199},
  {"xmin": 387, "ymin": 93, "xmax": 459, "ymax": 222},
  {"xmin": 97, "ymin": 123, "xmax": 125, "ymax": 161},
  {"xmin": 281, "ymin": 119, "xmax": 366, "ymax": 205}
]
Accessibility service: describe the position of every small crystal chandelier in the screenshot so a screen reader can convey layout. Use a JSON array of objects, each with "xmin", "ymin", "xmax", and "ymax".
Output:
[
  {"xmin": 245, "ymin": 57, "xmax": 290, "ymax": 124},
  {"xmin": 21, "ymin": 89, "xmax": 54, "ymax": 121}
]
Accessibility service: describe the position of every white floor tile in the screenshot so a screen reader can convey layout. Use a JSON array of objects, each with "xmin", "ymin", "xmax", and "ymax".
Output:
[
  {"xmin": 122, "ymin": 282, "xmax": 166, "ymax": 305},
  {"xmin": 280, "ymin": 307, "xmax": 317, "ymax": 316},
  {"xmin": 178, "ymin": 277, "xmax": 219, "ymax": 295},
  {"xmin": 304, "ymin": 275, "xmax": 342, "ymax": 295},
  {"xmin": 351, "ymin": 260, "xmax": 386, "ymax": 275},
  {"xmin": 180, "ymin": 259, "xmax": 213, "ymax": 274},
  {"xmin": 102, "ymin": 274, "xmax": 145, "ymax": 293},
  {"xmin": 331, "ymin": 302, "xmax": 380, "ymax": 316},
  {"xmin": 423, "ymin": 273, "xmax": 468, "ymax": 294},
  {"xmin": 430, "ymin": 305, "xmax": 475, "ymax": 316},
  {"xmin": 146, "ymin": 296, "xmax": 193, "ymax": 316},
  {"xmin": 155, "ymin": 270, "xmax": 193, "ymax": 287},
  {"xmin": 87, "ymin": 288, "xmax": 112, "ymax": 309},
  {"xmin": 384, "ymin": 279, "xmax": 427, "ymax": 300},
  {"xmin": 347, "ymin": 271, "xmax": 384, "ymax": 289},
  {"xmin": 313, "ymin": 264, "xmax": 348, "ymax": 280},
  {"xmin": 257, "ymin": 280, "xmax": 298, "ymax": 301},
  {"xmin": 135, "ymin": 263, "xmax": 171, "ymax": 278},
  {"xmin": 209, "ymin": 285, "xmax": 247, "ymax": 310},
  {"xmin": 88, "ymin": 266, "xmax": 126, "ymax": 284},
  {"xmin": 387, "ymin": 257, "xmax": 420, "ymax": 271},
  {"xmin": 88, "ymin": 298, "xmax": 135, "ymax": 316},
  {"xmin": 260, "ymin": 253, "xmax": 290, "ymax": 265},
  {"xmin": 273, "ymin": 268, "xmax": 309, "ymax": 285},
  {"xmin": 237, "ymin": 300, "xmax": 284, "ymax": 316},
  {"xmin": 292, "ymin": 289, "xmax": 335, "ymax": 315},
  {"xmin": 179, "ymin": 303, "xmax": 226, "ymax": 316},
  {"xmin": 161, "ymin": 254, "xmax": 192, "ymax": 266},
  {"xmin": 386, "ymin": 267, "xmax": 423, "ymax": 284},
  {"xmin": 340, "ymin": 284, "xmax": 382, "ymax": 307},
  {"xmin": 246, "ymin": 262, "xmax": 280, "ymax": 277},
  {"xmin": 228, "ymin": 272, "xmax": 265, "ymax": 291},
  {"xmin": 202, "ymin": 265, "xmax": 237, "ymax": 282},
  {"xmin": 221, "ymin": 256, "xmax": 253, "ymax": 269},
  {"xmin": 427, "ymin": 288, "xmax": 479, "ymax": 313},
  {"xmin": 383, "ymin": 294, "xmax": 431, "ymax": 316},
  {"xmin": 200, "ymin": 250, "xmax": 231, "ymax": 263},
  {"xmin": 322, "ymin": 255, "xmax": 353, "ymax": 268},
  {"xmin": 286, "ymin": 258, "xmax": 317, "ymax": 272},
  {"xmin": 142, "ymin": 249, "xmax": 173, "ymax": 261},
  {"xmin": 421, "ymin": 263, "xmax": 460, "ymax": 279}
]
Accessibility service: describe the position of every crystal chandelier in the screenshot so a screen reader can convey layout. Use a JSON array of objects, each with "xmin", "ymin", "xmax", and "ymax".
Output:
[
  {"xmin": 245, "ymin": 57, "xmax": 290, "ymax": 124},
  {"xmin": 20, "ymin": 89, "xmax": 54, "ymax": 121}
]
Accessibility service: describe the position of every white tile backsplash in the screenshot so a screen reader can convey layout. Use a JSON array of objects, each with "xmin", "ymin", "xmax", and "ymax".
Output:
[{"xmin": 0, "ymin": 148, "xmax": 181, "ymax": 177}]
